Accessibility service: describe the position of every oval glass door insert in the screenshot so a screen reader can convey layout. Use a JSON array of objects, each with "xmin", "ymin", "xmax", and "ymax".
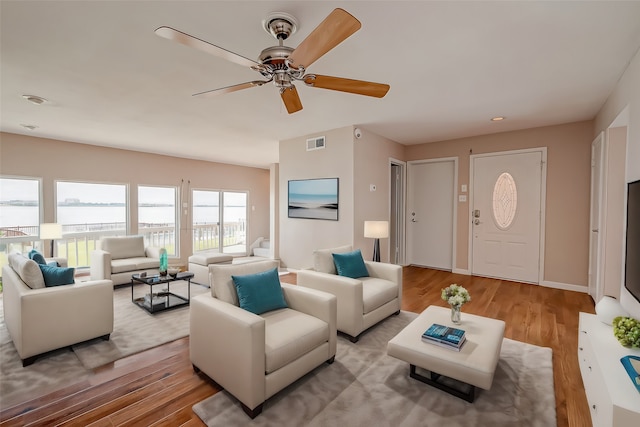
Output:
[{"xmin": 492, "ymin": 172, "xmax": 517, "ymax": 229}]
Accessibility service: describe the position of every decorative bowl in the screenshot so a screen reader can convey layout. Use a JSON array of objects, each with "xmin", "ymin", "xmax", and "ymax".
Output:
[{"xmin": 168, "ymin": 267, "xmax": 180, "ymax": 278}]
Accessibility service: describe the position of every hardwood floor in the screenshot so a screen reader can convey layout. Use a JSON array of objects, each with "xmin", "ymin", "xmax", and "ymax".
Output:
[{"xmin": 0, "ymin": 267, "xmax": 595, "ymax": 426}]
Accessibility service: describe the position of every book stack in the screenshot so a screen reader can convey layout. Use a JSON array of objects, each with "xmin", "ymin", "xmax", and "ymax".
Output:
[{"xmin": 421, "ymin": 323, "xmax": 466, "ymax": 351}]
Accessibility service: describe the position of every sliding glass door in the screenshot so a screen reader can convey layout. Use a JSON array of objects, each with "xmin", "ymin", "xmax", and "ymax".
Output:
[{"xmin": 192, "ymin": 190, "xmax": 247, "ymax": 254}]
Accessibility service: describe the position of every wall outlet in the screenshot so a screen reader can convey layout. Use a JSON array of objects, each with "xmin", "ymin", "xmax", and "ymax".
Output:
[
  {"xmin": 461, "ymin": 184, "xmax": 467, "ymax": 192},
  {"xmin": 459, "ymin": 195, "xmax": 467, "ymax": 202}
]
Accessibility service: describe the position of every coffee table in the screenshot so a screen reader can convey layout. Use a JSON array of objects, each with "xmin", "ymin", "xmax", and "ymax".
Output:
[
  {"xmin": 131, "ymin": 272, "xmax": 194, "ymax": 314},
  {"xmin": 387, "ymin": 305, "xmax": 505, "ymax": 402}
]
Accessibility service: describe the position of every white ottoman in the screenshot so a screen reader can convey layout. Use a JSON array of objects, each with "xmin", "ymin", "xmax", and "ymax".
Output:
[
  {"xmin": 188, "ymin": 252, "xmax": 233, "ymax": 285},
  {"xmin": 387, "ymin": 305, "xmax": 505, "ymax": 402}
]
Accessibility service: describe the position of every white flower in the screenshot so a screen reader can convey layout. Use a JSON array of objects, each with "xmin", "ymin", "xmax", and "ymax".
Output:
[{"xmin": 441, "ymin": 284, "xmax": 471, "ymax": 307}]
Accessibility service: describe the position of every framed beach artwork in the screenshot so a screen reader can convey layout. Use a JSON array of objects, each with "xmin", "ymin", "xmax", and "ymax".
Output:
[{"xmin": 288, "ymin": 178, "xmax": 339, "ymax": 221}]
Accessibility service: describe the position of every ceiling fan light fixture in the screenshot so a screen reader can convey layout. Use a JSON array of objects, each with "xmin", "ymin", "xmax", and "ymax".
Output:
[{"xmin": 491, "ymin": 116, "xmax": 505, "ymax": 121}]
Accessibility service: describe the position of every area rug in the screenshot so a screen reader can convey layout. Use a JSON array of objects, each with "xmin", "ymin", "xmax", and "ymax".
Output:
[
  {"xmin": 0, "ymin": 281, "xmax": 209, "ymax": 408},
  {"xmin": 193, "ymin": 311, "xmax": 556, "ymax": 427}
]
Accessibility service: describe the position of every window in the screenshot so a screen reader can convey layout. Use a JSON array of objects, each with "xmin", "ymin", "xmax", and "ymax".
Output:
[
  {"xmin": 0, "ymin": 177, "xmax": 41, "ymax": 272},
  {"xmin": 492, "ymin": 172, "xmax": 518, "ymax": 230},
  {"xmin": 192, "ymin": 190, "xmax": 247, "ymax": 254},
  {"xmin": 138, "ymin": 185, "xmax": 178, "ymax": 256},
  {"xmin": 56, "ymin": 181, "xmax": 127, "ymax": 267}
]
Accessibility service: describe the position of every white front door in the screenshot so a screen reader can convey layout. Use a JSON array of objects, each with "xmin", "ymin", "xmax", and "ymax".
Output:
[
  {"xmin": 407, "ymin": 159, "xmax": 455, "ymax": 270},
  {"xmin": 471, "ymin": 150, "xmax": 544, "ymax": 283}
]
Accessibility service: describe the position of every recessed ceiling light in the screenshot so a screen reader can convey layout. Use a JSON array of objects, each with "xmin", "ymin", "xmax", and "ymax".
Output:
[
  {"xmin": 20, "ymin": 124, "xmax": 39, "ymax": 130},
  {"xmin": 491, "ymin": 116, "xmax": 505, "ymax": 122},
  {"xmin": 22, "ymin": 94, "xmax": 48, "ymax": 105}
]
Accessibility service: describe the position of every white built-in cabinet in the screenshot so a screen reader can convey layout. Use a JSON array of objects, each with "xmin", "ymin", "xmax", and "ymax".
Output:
[{"xmin": 578, "ymin": 313, "xmax": 640, "ymax": 426}]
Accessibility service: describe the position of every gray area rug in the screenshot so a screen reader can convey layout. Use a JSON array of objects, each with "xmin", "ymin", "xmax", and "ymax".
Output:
[
  {"xmin": 193, "ymin": 311, "xmax": 556, "ymax": 427},
  {"xmin": 0, "ymin": 281, "xmax": 209, "ymax": 408}
]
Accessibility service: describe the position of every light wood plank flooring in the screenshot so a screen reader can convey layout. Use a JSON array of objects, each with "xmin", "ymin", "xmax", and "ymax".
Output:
[{"xmin": 0, "ymin": 266, "xmax": 595, "ymax": 426}]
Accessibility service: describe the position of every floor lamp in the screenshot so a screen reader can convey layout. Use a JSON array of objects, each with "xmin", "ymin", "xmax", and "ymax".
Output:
[
  {"xmin": 364, "ymin": 221, "xmax": 389, "ymax": 262},
  {"xmin": 40, "ymin": 223, "xmax": 62, "ymax": 257}
]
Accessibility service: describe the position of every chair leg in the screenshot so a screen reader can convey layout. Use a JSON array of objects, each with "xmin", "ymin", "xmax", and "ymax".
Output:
[
  {"xmin": 241, "ymin": 402, "xmax": 263, "ymax": 419},
  {"xmin": 22, "ymin": 355, "xmax": 38, "ymax": 367},
  {"xmin": 100, "ymin": 333, "xmax": 111, "ymax": 341},
  {"xmin": 349, "ymin": 334, "xmax": 359, "ymax": 343},
  {"xmin": 326, "ymin": 356, "xmax": 335, "ymax": 364}
]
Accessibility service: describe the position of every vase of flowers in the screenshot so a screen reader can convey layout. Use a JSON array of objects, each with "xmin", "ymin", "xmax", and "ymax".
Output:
[{"xmin": 441, "ymin": 284, "xmax": 471, "ymax": 324}]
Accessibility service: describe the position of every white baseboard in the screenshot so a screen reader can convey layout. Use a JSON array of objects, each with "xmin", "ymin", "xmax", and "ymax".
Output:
[
  {"xmin": 540, "ymin": 280, "xmax": 588, "ymax": 293},
  {"xmin": 452, "ymin": 268, "xmax": 470, "ymax": 275}
]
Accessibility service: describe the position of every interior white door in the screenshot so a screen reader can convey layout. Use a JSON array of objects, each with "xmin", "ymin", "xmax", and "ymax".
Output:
[
  {"xmin": 471, "ymin": 151, "xmax": 542, "ymax": 283},
  {"xmin": 588, "ymin": 132, "xmax": 605, "ymax": 302},
  {"xmin": 407, "ymin": 160, "xmax": 455, "ymax": 270}
]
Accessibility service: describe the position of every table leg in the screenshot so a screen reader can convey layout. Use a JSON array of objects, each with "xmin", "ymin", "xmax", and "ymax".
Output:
[{"xmin": 409, "ymin": 364, "xmax": 476, "ymax": 403}]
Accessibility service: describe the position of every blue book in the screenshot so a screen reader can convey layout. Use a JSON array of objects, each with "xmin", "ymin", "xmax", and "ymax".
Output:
[{"xmin": 422, "ymin": 323, "xmax": 466, "ymax": 349}]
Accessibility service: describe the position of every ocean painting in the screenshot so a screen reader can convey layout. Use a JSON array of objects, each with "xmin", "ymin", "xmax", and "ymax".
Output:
[{"xmin": 288, "ymin": 178, "xmax": 339, "ymax": 220}]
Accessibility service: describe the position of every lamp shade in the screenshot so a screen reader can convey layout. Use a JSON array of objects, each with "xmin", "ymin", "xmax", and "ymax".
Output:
[
  {"xmin": 39, "ymin": 223, "xmax": 62, "ymax": 240},
  {"xmin": 364, "ymin": 221, "xmax": 389, "ymax": 239}
]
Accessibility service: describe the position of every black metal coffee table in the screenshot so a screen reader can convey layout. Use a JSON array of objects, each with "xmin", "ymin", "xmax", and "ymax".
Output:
[{"xmin": 131, "ymin": 272, "xmax": 194, "ymax": 314}]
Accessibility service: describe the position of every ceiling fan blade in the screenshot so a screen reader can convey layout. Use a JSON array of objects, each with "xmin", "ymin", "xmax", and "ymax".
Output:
[
  {"xmin": 193, "ymin": 81, "xmax": 269, "ymax": 97},
  {"xmin": 280, "ymin": 86, "xmax": 303, "ymax": 114},
  {"xmin": 288, "ymin": 8, "xmax": 361, "ymax": 70},
  {"xmin": 155, "ymin": 26, "xmax": 260, "ymax": 69},
  {"xmin": 303, "ymin": 75, "xmax": 390, "ymax": 98}
]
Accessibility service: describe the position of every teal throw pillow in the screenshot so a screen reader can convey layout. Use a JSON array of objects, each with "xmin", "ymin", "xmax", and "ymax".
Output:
[
  {"xmin": 332, "ymin": 249, "xmax": 369, "ymax": 279},
  {"xmin": 28, "ymin": 249, "xmax": 47, "ymax": 265},
  {"xmin": 38, "ymin": 264, "xmax": 75, "ymax": 287},
  {"xmin": 232, "ymin": 268, "xmax": 288, "ymax": 315}
]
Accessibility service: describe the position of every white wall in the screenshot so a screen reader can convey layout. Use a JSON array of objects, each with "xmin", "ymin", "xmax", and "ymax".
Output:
[
  {"xmin": 594, "ymin": 47, "xmax": 640, "ymax": 318},
  {"xmin": 279, "ymin": 127, "xmax": 354, "ymax": 269}
]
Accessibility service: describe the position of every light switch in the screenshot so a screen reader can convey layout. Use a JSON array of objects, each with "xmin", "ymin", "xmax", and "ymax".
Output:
[
  {"xmin": 459, "ymin": 195, "xmax": 467, "ymax": 202},
  {"xmin": 461, "ymin": 184, "xmax": 467, "ymax": 193}
]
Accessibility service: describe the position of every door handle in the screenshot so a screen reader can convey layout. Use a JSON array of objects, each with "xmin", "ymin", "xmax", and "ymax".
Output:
[
  {"xmin": 411, "ymin": 218, "xmax": 417, "ymax": 223},
  {"xmin": 474, "ymin": 219, "xmax": 481, "ymax": 225},
  {"xmin": 592, "ymin": 229, "xmax": 599, "ymax": 233}
]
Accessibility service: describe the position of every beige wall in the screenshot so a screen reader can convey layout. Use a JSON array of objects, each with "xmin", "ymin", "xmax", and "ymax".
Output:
[
  {"xmin": 0, "ymin": 132, "xmax": 270, "ymax": 264},
  {"xmin": 594, "ymin": 47, "xmax": 640, "ymax": 318},
  {"xmin": 279, "ymin": 127, "xmax": 354, "ymax": 269},
  {"xmin": 354, "ymin": 129, "xmax": 406, "ymax": 262},
  {"xmin": 405, "ymin": 121, "xmax": 593, "ymax": 287}
]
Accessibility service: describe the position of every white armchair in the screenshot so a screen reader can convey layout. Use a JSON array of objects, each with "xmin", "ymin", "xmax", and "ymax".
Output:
[
  {"xmin": 3, "ymin": 254, "xmax": 114, "ymax": 366},
  {"xmin": 297, "ymin": 245, "xmax": 402, "ymax": 342},
  {"xmin": 189, "ymin": 260, "xmax": 337, "ymax": 418}
]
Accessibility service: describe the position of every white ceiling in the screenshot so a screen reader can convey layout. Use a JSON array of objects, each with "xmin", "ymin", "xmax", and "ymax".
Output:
[{"xmin": 2, "ymin": 1, "xmax": 640, "ymax": 169}]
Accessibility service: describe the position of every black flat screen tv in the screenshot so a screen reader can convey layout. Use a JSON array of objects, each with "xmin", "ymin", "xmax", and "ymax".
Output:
[{"xmin": 624, "ymin": 179, "xmax": 640, "ymax": 304}]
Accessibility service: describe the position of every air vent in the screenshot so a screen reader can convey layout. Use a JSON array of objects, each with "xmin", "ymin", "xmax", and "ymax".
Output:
[{"xmin": 306, "ymin": 136, "xmax": 326, "ymax": 151}]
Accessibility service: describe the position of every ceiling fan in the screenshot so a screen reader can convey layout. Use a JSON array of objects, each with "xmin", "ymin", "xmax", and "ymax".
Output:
[{"xmin": 155, "ymin": 8, "xmax": 390, "ymax": 114}]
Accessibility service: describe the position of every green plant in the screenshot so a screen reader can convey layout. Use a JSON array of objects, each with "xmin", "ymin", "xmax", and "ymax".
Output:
[
  {"xmin": 441, "ymin": 284, "xmax": 471, "ymax": 307},
  {"xmin": 613, "ymin": 316, "xmax": 640, "ymax": 348}
]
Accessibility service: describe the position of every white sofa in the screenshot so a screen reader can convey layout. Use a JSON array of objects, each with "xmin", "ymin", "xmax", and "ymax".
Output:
[
  {"xmin": 190, "ymin": 260, "xmax": 337, "ymax": 418},
  {"xmin": 3, "ymin": 253, "xmax": 114, "ymax": 366},
  {"xmin": 90, "ymin": 235, "xmax": 160, "ymax": 286},
  {"xmin": 297, "ymin": 245, "xmax": 402, "ymax": 342}
]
